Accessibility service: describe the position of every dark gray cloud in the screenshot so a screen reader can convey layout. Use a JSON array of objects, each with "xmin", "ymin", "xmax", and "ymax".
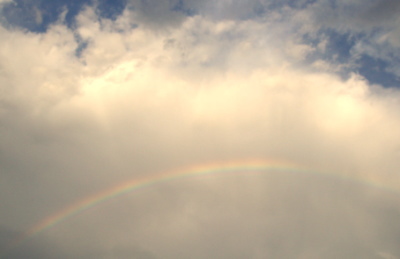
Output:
[{"xmin": 359, "ymin": 0, "xmax": 400, "ymax": 26}]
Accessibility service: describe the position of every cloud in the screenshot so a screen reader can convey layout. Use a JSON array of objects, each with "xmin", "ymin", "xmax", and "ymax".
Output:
[
  {"xmin": 1, "ymin": 2, "xmax": 400, "ymax": 258},
  {"xmin": 249, "ymin": 0, "xmax": 399, "ymax": 84}
]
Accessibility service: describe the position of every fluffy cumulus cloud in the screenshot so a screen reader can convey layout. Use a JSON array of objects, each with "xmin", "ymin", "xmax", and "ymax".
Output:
[{"xmin": 1, "ymin": 0, "xmax": 400, "ymax": 258}]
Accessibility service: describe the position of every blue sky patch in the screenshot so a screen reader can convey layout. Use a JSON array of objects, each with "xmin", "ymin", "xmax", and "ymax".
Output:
[
  {"xmin": 357, "ymin": 55, "xmax": 400, "ymax": 88},
  {"xmin": 1, "ymin": 0, "xmax": 127, "ymax": 32}
]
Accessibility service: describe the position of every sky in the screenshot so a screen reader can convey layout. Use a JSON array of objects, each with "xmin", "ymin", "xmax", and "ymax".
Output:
[{"xmin": 1, "ymin": 0, "xmax": 400, "ymax": 258}]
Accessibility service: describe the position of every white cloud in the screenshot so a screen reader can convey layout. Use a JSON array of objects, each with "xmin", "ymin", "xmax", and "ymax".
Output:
[{"xmin": 1, "ymin": 4, "xmax": 400, "ymax": 258}]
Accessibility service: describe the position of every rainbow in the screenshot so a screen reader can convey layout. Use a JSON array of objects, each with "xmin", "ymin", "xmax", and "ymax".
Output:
[{"xmin": 1, "ymin": 158, "xmax": 393, "ymax": 256}]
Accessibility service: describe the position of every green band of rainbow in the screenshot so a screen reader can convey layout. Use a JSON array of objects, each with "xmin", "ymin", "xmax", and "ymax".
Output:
[{"xmin": 2, "ymin": 158, "xmax": 394, "ymax": 256}]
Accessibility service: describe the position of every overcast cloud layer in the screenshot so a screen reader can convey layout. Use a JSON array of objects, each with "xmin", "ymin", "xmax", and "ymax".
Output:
[{"xmin": 1, "ymin": 0, "xmax": 400, "ymax": 258}]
